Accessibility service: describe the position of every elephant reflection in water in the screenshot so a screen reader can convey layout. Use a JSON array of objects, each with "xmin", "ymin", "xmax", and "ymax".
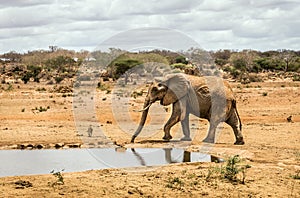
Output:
[
  {"xmin": 164, "ymin": 148, "xmax": 221, "ymax": 163},
  {"xmin": 164, "ymin": 148, "xmax": 221, "ymax": 164},
  {"xmin": 130, "ymin": 148, "xmax": 220, "ymax": 166},
  {"xmin": 131, "ymin": 148, "xmax": 146, "ymax": 166},
  {"xmin": 163, "ymin": 148, "xmax": 190, "ymax": 163}
]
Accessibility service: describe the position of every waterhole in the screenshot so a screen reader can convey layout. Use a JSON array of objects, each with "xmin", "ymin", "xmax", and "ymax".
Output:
[{"xmin": 0, "ymin": 148, "xmax": 222, "ymax": 177}]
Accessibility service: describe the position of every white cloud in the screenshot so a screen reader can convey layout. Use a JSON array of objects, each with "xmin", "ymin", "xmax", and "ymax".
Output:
[
  {"xmin": 0, "ymin": 0, "xmax": 299, "ymax": 53},
  {"xmin": 0, "ymin": 0, "xmax": 51, "ymax": 8}
]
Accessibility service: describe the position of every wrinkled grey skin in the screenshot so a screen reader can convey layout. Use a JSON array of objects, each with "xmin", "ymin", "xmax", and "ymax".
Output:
[{"xmin": 131, "ymin": 73, "xmax": 244, "ymax": 145}]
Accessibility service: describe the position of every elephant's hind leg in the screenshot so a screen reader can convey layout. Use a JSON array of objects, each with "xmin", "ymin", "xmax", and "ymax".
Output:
[
  {"xmin": 203, "ymin": 122, "xmax": 218, "ymax": 143},
  {"xmin": 226, "ymin": 110, "xmax": 244, "ymax": 145}
]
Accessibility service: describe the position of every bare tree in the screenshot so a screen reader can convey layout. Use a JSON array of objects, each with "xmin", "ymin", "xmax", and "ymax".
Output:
[
  {"xmin": 49, "ymin": 46, "xmax": 58, "ymax": 53},
  {"xmin": 281, "ymin": 50, "xmax": 296, "ymax": 72}
]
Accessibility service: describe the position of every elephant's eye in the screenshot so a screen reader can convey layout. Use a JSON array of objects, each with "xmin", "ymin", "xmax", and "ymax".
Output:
[{"xmin": 152, "ymin": 87, "xmax": 158, "ymax": 93}]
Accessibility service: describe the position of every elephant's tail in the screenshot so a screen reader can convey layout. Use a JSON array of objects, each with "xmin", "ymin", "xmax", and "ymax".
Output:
[{"xmin": 232, "ymin": 100, "xmax": 242, "ymax": 131}]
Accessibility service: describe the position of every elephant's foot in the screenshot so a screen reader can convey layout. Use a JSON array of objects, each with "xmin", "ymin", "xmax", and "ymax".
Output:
[
  {"xmin": 234, "ymin": 138, "xmax": 245, "ymax": 145},
  {"xmin": 202, "ymin": 137, "xmax": 215, "ymax": 143},
  {"xmin": 162, "ymin": 134, "xmax": 172, "ymax": 141},
  {"xmin": 180, "ymin": 136, "xmax": 191, "ymax": 141}
]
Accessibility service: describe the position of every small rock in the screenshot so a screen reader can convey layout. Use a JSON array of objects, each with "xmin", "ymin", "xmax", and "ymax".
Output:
[
  {"xmin": 9, "ymin": 144, "xmax": 18, "ymax": 149},
  {"xmin": 128, "ymin": 190, "xmax": 134, "ymax": 195},
  {"xmin": 17, "ymin": 144, "xmax": 26, "ymax": 150},
  {"xmin": 55, "ymin": 143, "xmax": 64, "ymax": 149},
  {"xmin": 15, "ymin": 180, "xmax": 33, "ymax": 188},
  {"xmin": 36, "ymin": 144, "xmax": 44, "ymax": 149},
  {"xmin": 68, "ymin": 143, "xmax": 81, "ymax": 148}
]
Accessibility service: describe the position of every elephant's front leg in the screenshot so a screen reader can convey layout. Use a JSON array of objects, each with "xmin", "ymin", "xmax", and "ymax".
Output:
[
  {"xmin": 163, "ymin": 102, "xmax": 181, "ymax": 141},
  {"xmin": 180, "ymin": 114, "xmax": 192, "ymax": 141}
]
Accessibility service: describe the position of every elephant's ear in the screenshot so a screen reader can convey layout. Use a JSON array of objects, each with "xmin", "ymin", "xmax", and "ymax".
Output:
[{"xmin": 160, "ymin": 74, "xmax": 189, "ymax": 106}]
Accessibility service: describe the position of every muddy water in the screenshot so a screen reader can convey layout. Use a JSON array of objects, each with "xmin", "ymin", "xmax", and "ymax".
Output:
[{"xmin": 0, "ymin": 148, "xmax": 221, "ymax": 177}]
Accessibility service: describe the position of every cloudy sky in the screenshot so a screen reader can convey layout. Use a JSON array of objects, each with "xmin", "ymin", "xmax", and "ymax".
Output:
[{"xmin": 0, "ymin": 0, "xmax": 299, "ymax": 53}]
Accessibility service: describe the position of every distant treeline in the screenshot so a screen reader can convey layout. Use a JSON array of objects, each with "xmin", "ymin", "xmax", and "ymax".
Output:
[
  {"xmin": 212, "ymin": 49, "xmax": 300, "ymax": 75},
  {"xmin": 0, "ymin": 47, "xmax": 299, "ymax": 84}
]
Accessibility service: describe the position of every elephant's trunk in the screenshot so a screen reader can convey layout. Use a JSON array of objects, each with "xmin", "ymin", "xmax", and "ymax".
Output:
[{"xmin": 131, "ymin": 98, "xmax": 151, "ymax": 143}]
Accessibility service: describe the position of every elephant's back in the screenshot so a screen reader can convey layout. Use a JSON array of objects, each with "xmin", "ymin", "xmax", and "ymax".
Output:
[{"xmin": 185, "ymin": 75, "xmax": 235, "ymax": 100}]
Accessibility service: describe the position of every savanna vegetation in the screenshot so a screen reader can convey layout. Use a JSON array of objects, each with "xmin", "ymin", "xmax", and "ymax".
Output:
[{"xmin": 1, "ymin": 47, "xmax": 299, "ymax": 86}]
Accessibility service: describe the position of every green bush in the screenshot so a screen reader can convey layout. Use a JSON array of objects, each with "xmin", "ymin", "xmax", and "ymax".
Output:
[
  {"xmin": 293, "ymin": 75, "xmax": 300, "ymax": 81},
  {"xmin": 54, "ymin": 76, "xmax": 64, "ymax": 84},
  {"xmin": 36, "ymin": 87, "xmax": 46, "ymax": 92},
  {"xmin": 175, "ymin": 55, "xmax": 188, "ymax": 64},
  {"xmin": 171, "ymin": 63, "xmax": 188, "ymax": 70},
  {"xmin": 254, "ymin": 58, "xmax": 285, "ymax": 71},
  {"xmin": 232, "ymin": 58, "xmax": 247, "ymax": 71},
  {"xmin": 215, "ymin": 58, "xmax": 228, "ymax": 66},
  {"xmin": 50, "ymin": 170, "xmax": 64, "ymax": 186},
  {"xmin": 206, "ymin": 155, "xmax": 251, "ymax": 184},
  {"xmin": 110, "ymin": 58, "xmax": 142, "ymax": 79},
  {"xmin": 21, "ymin": 65, "xmax": 42, "ymax": 83},
  {"xmin": 224, "ymin": 66, "xmax": 240, "ymax": 78},
  {"xmin": 6, "ymin": 84, "xmax": 13, "ymax": 91},
  {"xmin": 287, "ymin": 61, "xmax": 300, "ymax": 72},
  {"xmin": 44, "ymin": 56, "xmax": 76, "ymax": 73}
]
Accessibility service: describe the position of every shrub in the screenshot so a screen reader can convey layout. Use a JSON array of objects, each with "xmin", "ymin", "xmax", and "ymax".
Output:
[
  {"xmin": 215, "ymin": 58, "xmax": 228, "ymax": 66},
  {"xmin": 166, "ymin": 177, "xmax": 184, "ymax": 189},
  {"xmin": 293, "ymin": 74, "xmax": 300, "ymax": 81},
  {"xmin": 21, "ymin": 73, "xmax": 31, "ymax": 84},
  {"xmin": 6, "ymin": 84, "xmax": 13, "ymax": 91},
  {"xmin": 171, "ymin": 63, "xmax": 188, "ymax": 70},
  {"xmin": 50, "ymin": 170, "xmax": 64, "ymax": 186},
  {"xmin": 36, "ymin": 87, "xmax": 46, "ymax": 92},
  {"xmin": 232, "ymin": 58, "xmax": 247, "ymax": 71},
  {"xmin": 114, "ymin": 59, "xmax": 142, "ymax": 79},
  {"xmin": 287, "ymin": 61, "xmax": 300, "ymax": 72},
  {"xmin": 206, "ymin": 155, "xmax": 251, "ymax": 184},
  {"xmin": 38, "ymin": 106, "xmax": 47, "ymax": 112},
  {"xmin": 175, "ymin": 55, "xmax": 188, "ymax": 64},
  {"xmin": 44, "ymin": 55, "xmax": 77, "ymax": 73},
  {"xmin": 54, "ymin": 76, "xmax": 64, "ymax": 84},
  {"xmin": 291, "ymin": 170, "xmax": 300, "ymax": 180},
  {"xmin": 21, "ymin": 65, "xmax": 42, "ymax": 83},
  {"xmin": 224, "ymin": 66, "xmax": 240, "ymax": 78}
]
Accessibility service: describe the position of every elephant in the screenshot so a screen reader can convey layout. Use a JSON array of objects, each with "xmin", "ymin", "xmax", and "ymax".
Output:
[{"xmin": 130, "ymin": 73, "xmax": 244, "ymax": 145}]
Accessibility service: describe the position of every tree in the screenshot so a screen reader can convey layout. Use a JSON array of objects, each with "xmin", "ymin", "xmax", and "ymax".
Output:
[
  {"xmin": 175, "ymin": 55, "xmax": 188, "ymax": 64},
  {"xmin": 280, "ymin": 50, "xmax": 297, "ymax": 72},
  {"xmin": 49, "ymin": 46, "xmax": 58, "ymax": 52},
  {"xmin": 112, "ymin": 59, "xmax": 142, "ymax": 84},
  {"xmin": 213, "ymin": 49, "xmax": 232, "ymax": 66}
]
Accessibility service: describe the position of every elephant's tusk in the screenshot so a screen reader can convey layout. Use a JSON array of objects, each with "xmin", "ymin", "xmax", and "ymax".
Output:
[{"xmin": 134, "ymin": 103, "xmax": 151, "ymax": 112}]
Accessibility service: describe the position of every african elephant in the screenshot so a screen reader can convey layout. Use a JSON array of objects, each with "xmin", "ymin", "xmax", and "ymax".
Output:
[{"xmin": 131, "ymin": 73, "xmax": 244, "ymax": 145}]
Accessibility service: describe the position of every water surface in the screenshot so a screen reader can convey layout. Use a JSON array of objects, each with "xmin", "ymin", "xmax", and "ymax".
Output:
[{"xmin": 0, "ymin": 148, "xmax": 220, "ymax": 177}]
